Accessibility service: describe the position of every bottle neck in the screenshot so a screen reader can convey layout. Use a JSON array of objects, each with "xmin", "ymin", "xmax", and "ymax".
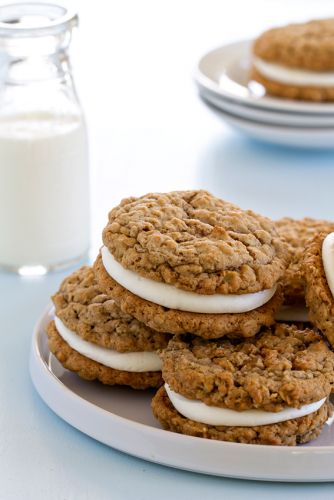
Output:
[
  {"xmin": 0, "ymin": 46, "xmax": 81, "ymax": 120},
  {"xmin": 0, "ymin": 2, "xmax": 78, "ymax": 85},
  {"xmin": 0, "ymin": 6, "xmax": 81, "ymax": 119},
  {"xmin": 1, "ymin": 51, "xmax": 72, "ymax": 84}
]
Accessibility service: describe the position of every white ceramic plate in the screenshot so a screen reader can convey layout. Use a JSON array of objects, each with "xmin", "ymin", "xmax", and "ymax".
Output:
[
  {"xmin": 195, "ymin": 40, "xmax": 334, "ymax": 114},
  {"xmin": 206, "ymin": 102, "xmax": 334, "ymax": 149},
  {"xmin": 30, "ymin": 307, "xmax": 334, "ymax": 482},
  {"xmin": 200, "ymin": 87, "xmax": 334, "ymax": 127}
]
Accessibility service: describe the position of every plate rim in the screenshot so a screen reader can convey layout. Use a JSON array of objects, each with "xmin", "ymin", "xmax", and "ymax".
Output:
[
  {"xmin": 201, "ymin": 96, "xmax": 334, "ymax": 148},
  {"xmin": 204, "ymin": 100, "xmax": 334, "ymax": 135},
  {"xmin": 30, "ymin": 306, "xmax": 334, "ymax": 482},
  {"xmin": 199, "ymin": 88, "xmax": 334, "ymax": 127},
  {"xmin": 195, "ymin": 39, "xmax": 334, "ymax": 114}
]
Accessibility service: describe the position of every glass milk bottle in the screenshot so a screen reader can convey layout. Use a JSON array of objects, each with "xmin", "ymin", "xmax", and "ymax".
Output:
[{"xmin": 0, "ymin": 3, "xmax": 90, "ymax": 275}]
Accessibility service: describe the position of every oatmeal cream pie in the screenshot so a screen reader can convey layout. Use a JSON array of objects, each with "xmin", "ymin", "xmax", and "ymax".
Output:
[
  {"xmin": 252, "ymin": 18, "xmax": 334, "ymax": 101},
  {"xmin": 275, "ymin": 217, "xmax": 334, "ymax": 322},
  {"xmin": 47, "ymin": 266, "xmax": 171, "ymax": 389},
  {"xmin": 304, "ymin": 231, "xmax": 334, "ymax": 348},
  {"xmin": 152, "ymin": 324, "xmax": 334, "ymax": 446},
  {"xmin": 94, "ymin": 190, "xmax": 288, "ymax": 339}
]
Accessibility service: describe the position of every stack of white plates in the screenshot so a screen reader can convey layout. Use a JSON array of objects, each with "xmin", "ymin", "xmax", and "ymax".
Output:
[{"xmin": 195, "ymin": 40, "xmax": 334, "ymax": 148}]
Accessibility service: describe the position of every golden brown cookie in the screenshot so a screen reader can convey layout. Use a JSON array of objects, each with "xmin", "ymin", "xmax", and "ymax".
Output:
[
  {"xmin": 94, "ymin": 254, "xmax": 284, "ymax": 339},
  {"xmin": 48, "ymin": 321, "xmax": 162, "ymax": 389},
  {"xmin": 102, "ymin": 190, "xmax": 288, "ymax": 294},
  {"xmin": 152, "ymin": 386, "xmax": 332, "ymax": 446},
  {"xmin": 252, "ymin": 19, "xmax": 334, "ymax": 101},
  {"xmin": 53, "ymin": 266, "xmax": 170, "ymax": 352},
  {"xmin": 253, "ymin": 19, "xmax": 334, "ymax": 71},
  {"xmin": 276, "ymin": 217, "xmax": 334, "ymax": 305},
  {"xmin": 48, "ymin": 266, "xmax": 169, "ymax": 389},
  {"xmin": 303, "ymin": 233, "xmax": 334, "ymax": 348},
  {"xmin": 160, "ymin": 324, "xmax": 334, "ymax": 412}
]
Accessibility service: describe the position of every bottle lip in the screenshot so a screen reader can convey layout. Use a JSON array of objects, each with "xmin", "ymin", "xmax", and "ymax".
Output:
[{"xmin": 0, "ymin": 2, "xmax": 78, "ymax": 37}]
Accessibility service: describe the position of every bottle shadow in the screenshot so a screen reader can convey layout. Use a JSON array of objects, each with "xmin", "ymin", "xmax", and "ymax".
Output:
[{"xmin": 196, "ymin": 134, "xmax": 334, "ymax": 220}]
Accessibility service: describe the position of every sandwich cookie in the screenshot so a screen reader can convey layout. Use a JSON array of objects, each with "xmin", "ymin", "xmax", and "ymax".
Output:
[
  {"xmin": 252, "ymin": 18, "xmax": 334, "ymax": 101},
  {"xmin": 303, "ymin": 232, "xmax": 334, "ymax": 348},
  {"xmin": 275, "ymin": 217, "xmax": 334, "ymax": 322},
  {"xmin": 152, "ymin": 324, "xmax": 334, "ymax": 445},
  {"xmin": 95, "ymin": 190, "xmax": 288, "ymax": 339},
  {"xmin": 48, "ymin": 266, "xmax": 170, "ymax": 389}
]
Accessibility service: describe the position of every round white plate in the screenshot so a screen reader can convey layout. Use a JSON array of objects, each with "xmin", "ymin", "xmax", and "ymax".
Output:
[
  {"xmin": 30, "ymin": 307, "xmax": 334, "ymax": 482},
  {"xmin": 200, "ymin": 87, "xmax": 334, "ymax": 127},
  {"xmin": 195, "ymin": 40, "xmax": 334, "ymax": 114},
  {"xmin": 206, "ymin": 103, "xmax": 334, "ymax": 149}
]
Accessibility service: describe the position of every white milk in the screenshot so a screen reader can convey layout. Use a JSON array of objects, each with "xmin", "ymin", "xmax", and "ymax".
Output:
[{"xmin": 0, "ymin": 113, "xmax": 90, "ymax": 270}]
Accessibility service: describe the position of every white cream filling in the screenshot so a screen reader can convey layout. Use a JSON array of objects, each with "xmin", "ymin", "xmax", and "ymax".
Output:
[
  {"xmin": 322, "ymin": 232, "xmax": 334, "ymax": 298},
  {"xmin": 54, "ymin": 316, "xmax": 162, "ymax": 372},
  {"xmin": 165, "ymin": 384, "xmax": 326, "ymax": 427},
  {"xmin": 101, "ymin": 246, "xmax": 276, "ymax": 314},
  {"xmin": 254, "ymin": 56, "xmax": 334, "ymax": 87},
  {"xmin": 275, "ymin": 305, "xmax": 309, "ymax": 323}
]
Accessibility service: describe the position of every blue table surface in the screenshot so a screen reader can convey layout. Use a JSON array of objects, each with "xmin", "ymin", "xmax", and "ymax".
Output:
[{"xmin": 2, "ymin": 1, "xmax": 334, "ymax": 498}]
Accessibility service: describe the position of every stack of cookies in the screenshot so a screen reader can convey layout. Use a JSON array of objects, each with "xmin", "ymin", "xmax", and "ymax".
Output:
[{"xmin": 47, "ymin": 189, "xmax": 334, "ymax": 446}]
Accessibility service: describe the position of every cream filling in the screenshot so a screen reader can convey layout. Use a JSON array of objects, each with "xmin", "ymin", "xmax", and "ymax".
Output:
[
  {"xmin": 254, "ymin": 57, "xmax": 334, "ymax": 87},
  {"xmin": 275, "ymin": 305, "xmax": 309, "ymax": 323},
  {"xmin": 165, "ymin": 384, "xmax": 326, "ymax": 427},
  {"xmin": 322, "ymin": 232, "xmax": 334, "ymax": 298},
  {"xmin": 54, "ymin": 316, "xmax": 162, "ymax": 372},
  {"xmin": 101, "ymin": 246, "xmax": 276, "ymax": 314}
]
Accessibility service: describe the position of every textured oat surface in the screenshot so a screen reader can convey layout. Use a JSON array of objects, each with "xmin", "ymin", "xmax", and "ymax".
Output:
[
  {"xmin": 47, "ymin": 321, "xmax": 163, "ymax": 389},
  {"xmin": 303, "ymin": 233, "xmax": 334, "ymax": 348},
  {"xmin": 161, "ymin": 324, "xmax": 334, "ymax": 411},
  {"xmin": 276, "ymin": 217, "xmax": 334, "ymax": 304},
  {"xmin": 253, "ymin": 18, "xmax": 334, "ymax": 71},
  {"xmin": 102, "ymin": 190, "xmax": 288, "ymax": 294},
  {"xmin": 152, "ymin": 387, "xmax": 332, "ymax": 446},
  {"xmin": 94, "ymin": 254, "xmax": 283, "ymax": 339},
  {"xmin": 251, "ymin": 67, "xmax": 334, "ymax": 102},
  {"xmin": 52, "ymin": 266, "xmax": 170, "ymax": 352}
]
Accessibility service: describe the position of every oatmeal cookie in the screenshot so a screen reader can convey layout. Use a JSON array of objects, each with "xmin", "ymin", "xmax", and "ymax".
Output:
[
  {"xmin": 252, "ymin": 19, "xmax": 334, "ymax": 101},
  {"xmin": 161, "ymin": 324, "xmax": 334, "ymax": 411},
  {"xmin": 53, "ymin": 266, "xmax": 170, "ymax": 352},
  {"xmin": 48, "ymin": 266, "xmax": 168, "ymax": 389},
  {"xmin": 303, "ymin": 233, "xmax": 334, "ymax": 347},
  {"xmin": 151, "ymin": 386, "xmax": 332, "ymax": 446},
  {"xmin": 102, "ymin": 190, "xmax": 288, "ymax": 295},
  {"xmin": 253, "ymin": 19, "xmax": 334, "ymax": 71},
  {"xmin": 94, "ymin": 254, "xmax": 283, "ymax": 339},
  {"xmin": 47, "ymin": 321, "xmax": 162, "ymax": 389},
  {"xmin": 276, "ymin": 217, "xmax": 334, "ymax": 305}
]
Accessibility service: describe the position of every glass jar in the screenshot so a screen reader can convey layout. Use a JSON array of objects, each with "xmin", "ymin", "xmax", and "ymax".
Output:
[{"xmin": 0, "ymin": 3, "xmax": 90, "ymax": 275}]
